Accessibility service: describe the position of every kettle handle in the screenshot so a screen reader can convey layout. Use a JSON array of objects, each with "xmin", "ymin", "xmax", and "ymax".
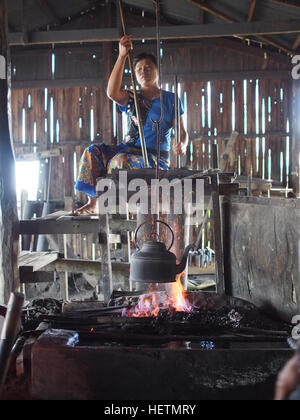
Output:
[{"xmin": 134, "ymin": 220, "xmax": 175, "ymax": 251}]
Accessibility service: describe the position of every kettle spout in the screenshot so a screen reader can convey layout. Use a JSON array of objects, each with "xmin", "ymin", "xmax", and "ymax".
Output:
[{"xmin": 175, "ymin": 245, "xmax": 194, "ymax": 275}]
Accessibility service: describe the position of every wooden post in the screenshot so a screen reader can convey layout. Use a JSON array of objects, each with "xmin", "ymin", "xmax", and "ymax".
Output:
[
  {"xmin": 211, "ymin": 174, "xmax": 225, "ymax": 295},
  {"xmin": 289, "ymin": 79, "xmax": 300, "ymax": 196},
  {"xmin": 0, "ymin": 0, "xmax": 20, "ymax": 304},
  {"xmin": 63, "ymin": 145, "xmax": 74, "ymax": 200},
  {"xmin": 0, "ymin": 292, "xmax": 24, "ymax": 397},
  {"xmin": 61, "ymin": 234, "xmax": 69, "ymax": 302},
  {"xmin": 98, "ymin": 214, "xmax": 113, "ymax": 303},
  {"xmin": 103, "ymin": 1, "xmax": 113, "ymax": 145}
]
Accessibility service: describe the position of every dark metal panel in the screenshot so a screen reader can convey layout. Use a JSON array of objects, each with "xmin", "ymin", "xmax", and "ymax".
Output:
[
  {"xmin": 8, "ymin": 0, "xmax": 101, "ymax": 32},
  {"xmin": 123, "ymin": 0, "xmax": 202, "ymax": 23},
  {"xmin": 256, "ymin": 0, "xmax": 300, "ymax": 21}
]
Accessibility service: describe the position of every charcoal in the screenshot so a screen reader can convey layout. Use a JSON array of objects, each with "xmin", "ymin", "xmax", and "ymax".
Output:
[{"xmin": 23, "ymin": 298, "xmax": 63, "ymax": 329}]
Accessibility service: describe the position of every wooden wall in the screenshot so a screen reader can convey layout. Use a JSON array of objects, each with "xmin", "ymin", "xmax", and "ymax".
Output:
[
  {"xmin": 12, "ymin": 40, "xmax": 293, "ymax": 192},
  {"xmin": 175, "ymin": 78, "xmax": 290, "ymax": 183},
  {"xmin": 11, "ymin": 78, "xmax": 292, "ymax": 183},
  {"xmin": 11, "ymin": 40, "xmax": 296, "ymax": 257},
  {"xmin": 223, "ymin": 196, "xmax": 300, "ymax": 323}
]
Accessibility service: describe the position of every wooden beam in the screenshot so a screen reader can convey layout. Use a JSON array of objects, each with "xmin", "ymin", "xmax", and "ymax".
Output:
[
  {"xmin": 19, "ymin": 271, "xmax": 55, "ymax": 284},
  {"xmin": 20, "ymin": 259, "xmax": 130, "ymax": 282},
  {"xmin": 0, "ymin": 0, "xmax": 20, "ymax": 304},
  {"xmin": 187, "ymin": 0, "xmax": 296, "ymax": 55},
  {"xmin": 193, "ymin": 130, "xmax": 292, "ymax": 143},
  {"xmin": 12, "ymin": 77, "xmax": 103, "ymax": 89},
  {"xmin": 0, "ymin": 0, "xmax": 7, "ymax": 56},
  {"xmin": 200, "ymin": 9, "xmax": 205, "ymax": 24},
  {"xmin": 22, "ymin": 0, "xmax": 30, "ymax": 44},
  {"xmin": 19, "ymin": 218, "xmax": 137, "ymax": 235},
  {"xmin": 248, "ymin": 0, "xmax": 257, "ymax": 22},
  {"xmin": 188, "ymin": 0, "xmax": 233, "ymax": 23},
  {"xmin": 15, "ymin": 147, "xmax": 62, "ymax": 161},
  {"xmin": 256, "ymin": 34, "xmax": 294, "ymax": 54},
  {"xmin": 7, "ymin": 20, "xmax": 300, "ymax": 46},
  {"xmin": 149, "ymin": 69, "xmax": 292, "ymax": 82},
  {"xmin": 10, "ymin": 67, "xmax": 291, "ymax": 91}
]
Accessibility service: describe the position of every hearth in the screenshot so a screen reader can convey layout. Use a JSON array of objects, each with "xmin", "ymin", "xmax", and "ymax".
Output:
[{"xmin": 19, "ymin": 291, "xmax": 293, "ymax": 400}]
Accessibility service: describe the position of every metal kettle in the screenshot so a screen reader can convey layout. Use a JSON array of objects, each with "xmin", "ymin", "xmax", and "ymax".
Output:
[{"xmin": 130, "ymin": 220, "xmax": 193, "ymax": 284}]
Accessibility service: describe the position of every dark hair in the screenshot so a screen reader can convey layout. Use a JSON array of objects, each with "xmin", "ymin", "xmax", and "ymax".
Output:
[{"xmin": 133, "ymin": 53, "xmax": 157, "ymax": 69}]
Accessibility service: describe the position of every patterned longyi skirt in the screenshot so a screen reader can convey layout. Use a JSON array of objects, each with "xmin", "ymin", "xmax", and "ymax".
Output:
[{"xmin": 75, "ymin": 143, "xmax": 169, "ymax": 198}]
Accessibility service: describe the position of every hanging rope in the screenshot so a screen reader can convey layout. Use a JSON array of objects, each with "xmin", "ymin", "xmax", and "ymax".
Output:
[
  {"xmin": 150, "ymin": 0, "xmax": 166, "ymax": 228},
  {"xmin": 151, "ymin": 0, "xmax": 165, "ymax": 183}
]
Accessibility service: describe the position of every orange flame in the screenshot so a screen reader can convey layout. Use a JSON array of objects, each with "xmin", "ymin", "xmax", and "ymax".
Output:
[
  {"xmin": 169, "ymin": 274, "xmax": 192, "ymax": 313},
  {"xmin": 124, "ymin": 273, "xmax": 193, "ymax": 318}
]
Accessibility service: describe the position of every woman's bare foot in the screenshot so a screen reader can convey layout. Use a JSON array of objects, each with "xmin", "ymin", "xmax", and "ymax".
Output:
[{"xmin": 73, "ymin": 197, "xmax": 97, "ymax": 216}]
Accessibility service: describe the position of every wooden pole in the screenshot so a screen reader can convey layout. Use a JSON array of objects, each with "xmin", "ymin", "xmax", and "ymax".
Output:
[
  {"xmin": 99, "ymin": 214, "xmax": 113, "ymax": 303},
  {"xmin": 0, "ymin": 0, "xmax": 20, "ymax": 304},
  {"xmin": 174, "ymin": 75, "xmax": 181, "ymax": 169},
  {"xmin": 118, "ymin": 0, "xmax": 149, "ymax": 168},
  {"xmin": 211, "ymin": 175, "xmax": 225, "ymax": 295},
  {"xmin": 0, "ymin": 292, "xmax": 24, "ymax": 398},
  {"xmin": 248, "ymin": 0, "xmax": 257, "ymax": 22},
  {"xmin": 61, "ymin": 235, "xmax": 69, "ymax": 302}
]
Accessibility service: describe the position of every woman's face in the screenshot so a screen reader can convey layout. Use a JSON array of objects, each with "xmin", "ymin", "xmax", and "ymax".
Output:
[{"xmin": 135, "ymin": 58, "xmax": 159, "ymax": 88}]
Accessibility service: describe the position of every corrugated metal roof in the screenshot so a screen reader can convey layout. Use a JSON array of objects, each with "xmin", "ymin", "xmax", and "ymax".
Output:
[
  {"xmin": 7, "ymin": 0, "xmax": 300, "ymax": 53},
  {"xmin": 123, "ymin": 0, "xmax": 300, "ymax": 24}
]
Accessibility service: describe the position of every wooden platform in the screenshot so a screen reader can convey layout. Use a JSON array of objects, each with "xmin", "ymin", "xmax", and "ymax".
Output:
[
  {"xmin": 19, "ymin": 251, "xmax": 59, "ymax": 273},
  {"xmin": 19, "ymin": 252, "xmax": 130, "ymax": 284}
]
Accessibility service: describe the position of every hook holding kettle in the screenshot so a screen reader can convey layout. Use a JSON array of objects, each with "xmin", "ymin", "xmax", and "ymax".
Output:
[{"xmin": 134, "ymin": 219, "xmax": 175, "ymax": 251}]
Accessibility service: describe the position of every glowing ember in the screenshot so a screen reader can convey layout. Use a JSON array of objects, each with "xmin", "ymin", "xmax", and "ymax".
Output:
[{"xmin": 123, "ymin": 274, "xmax": 194, "ymax": 318}]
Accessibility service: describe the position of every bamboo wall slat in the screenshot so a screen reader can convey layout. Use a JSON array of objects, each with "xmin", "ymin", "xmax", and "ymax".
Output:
[
  {"xmin": 11, "ymin": 43, "xmax": 293, "ymax": 255},
  {"xmin": 11, "ymin": 78, "xmax": 292, "ymax": 183}
]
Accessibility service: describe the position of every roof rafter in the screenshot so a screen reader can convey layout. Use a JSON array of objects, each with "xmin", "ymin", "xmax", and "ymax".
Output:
[
  {"xmin": 188, "ymin": 0, "xmax": 232, "ymax": 23},
  {"xmin": 248, "ymin": 0, "xmax": 257, "ymax": 22},
  {"xmin": 187, "ymin": 0, "xmax": 296, "ymax": 55},
  {"xmin": 200, "ymin": 8, "xmax": 205, "ymax": 24},
  {"xmin": 293, "ymin": 34, "xmax": 300, "ymax": 50}
]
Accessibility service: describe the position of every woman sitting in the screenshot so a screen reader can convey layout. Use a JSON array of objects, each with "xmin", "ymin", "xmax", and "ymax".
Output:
[{"xmin": 75, "ymin": 35, "xmax": 189, "ymax": 215}]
